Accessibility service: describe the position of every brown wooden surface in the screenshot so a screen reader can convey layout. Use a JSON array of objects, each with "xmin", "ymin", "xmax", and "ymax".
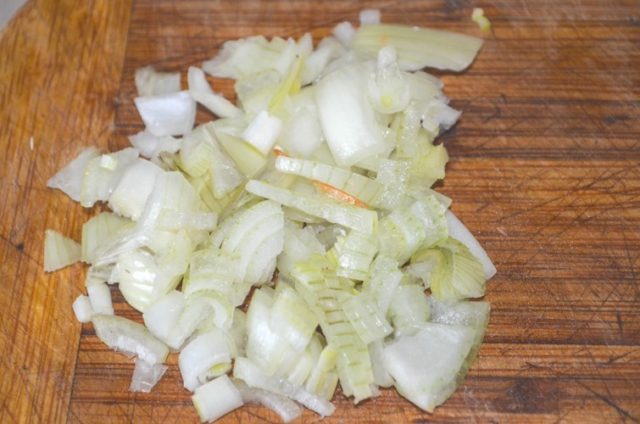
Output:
[{"xmin": 1, "ymin": 0, "xmax": 639, "ymax": 423}]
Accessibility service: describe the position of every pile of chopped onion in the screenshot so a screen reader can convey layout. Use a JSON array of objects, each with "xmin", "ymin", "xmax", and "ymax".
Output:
[{"xmin": 45, "ymin": 10, "xmax": 494, "ymax": 423}]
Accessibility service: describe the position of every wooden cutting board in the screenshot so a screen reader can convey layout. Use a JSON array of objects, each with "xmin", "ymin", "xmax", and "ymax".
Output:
[{"xmin": 1, "ymin": 0, "xmax": 638, "ymax": 422}]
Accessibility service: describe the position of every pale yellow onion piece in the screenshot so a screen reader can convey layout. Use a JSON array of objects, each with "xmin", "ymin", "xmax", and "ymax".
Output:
[
  {"xmin": 471, "ymin": 8, "xmax": 492, "ymax": 32},
  {"xmin": 192, "ymin": 374, "xmax": 243, "ymax": 423},
  {"xmin": 135, "ymin": 66, "xmax": 180, "ymax": 97},
  {"xmin": 72, "ymin": 295, "xmax": 93, "ymax": 323},
  {"xmin": 92, "ymin": 314, "xmax": 169, "ymax": 365},
  {"xmin": 44, "ymin": 229, "xmax": 81, "ymax": 272},
  {"xmin": 246, "ymin": 180, "xmax": 378, "ymax": 234},
  {"xmin": 353, "ymin": 24, "xmax": 483, "ymax": 72},
  {"xmin": 187, "ymin": 66, "xmax": 241, "ymax": 118},
  {"xmin": 81, "ymin": 212, "xmax": 133, "ymax": 263}
]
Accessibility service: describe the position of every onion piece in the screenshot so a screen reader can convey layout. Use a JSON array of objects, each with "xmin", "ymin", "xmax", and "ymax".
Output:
[
  {"xmin": 388, "ymin": 285, "xmax": 430, "ymax": 337},
  {"xmin": 130, "ymin": 358, "xmax": 168, "ymax": 393},
  {"xmin": 92, "ymin": 314, "xmax": 169, "ymax": 365},
  {"xmin": 47, "ymin": 147, "xmax": 99, "ymax": 202},
  {"xmin": 234, "ymin": 357, "xmax": 335, "ymax": 417},
  {"xmin": 332, "ymin": 22, "xmax": 356, "ymax": 47},
  {"xmin": 246, "ymin": 180, "xmax": 378, "ymax": 234},
  {"xmin": 304, "ymin": 344, "xmax": 339, "ymax": 400},
  {"xmin": 187, "ymin": 66, "xmax": 241, "ymax": 118},
  {"xmin": 220, "ymin": 200, "xmax": 284, "ymax": 285},
  {"xmin": 134, "ymin": 91, "xmax": 196, "ymax": 137},
  {"xmin": 192, "ymin": 374, "xmax": 244, "ymax": 423},
  {"xmin": 44, "ymin": 229, "xmax": 81, "ymax": 272},
  {"xmin": 79, "ymin": 148, "xmax": 139, "ymax": 208},
  {"xmin": 353, "ymin": 24, "xmax": 483, "ymax": 72},
  {"xmin": 108, "ymin": 159, "xmax": 163, "ymax": 221},
  {"xmin": 359, "ymin": 9, "xmax": 381, "ymax": 25},
  {"xmin": 179, "ymin": 329, "xmax": 232, "ymax": 392},
  {"xmin": 72, "ymin": 295, "xmax": 94, "ymax": 323},
  {"xmin": 87, "ymin": 282, "xmax": 114, "ymax": 315},
  {"xmin": 446, "ymin": 211, "xmax": 496, "ymax": 280},
  {"xmin": 129, "ymin": 130, "xmax": 180, "ymax": 159},
  {"xmin": 81, "ymin": 212, "xmax": 133, "ymax": 264},
  {"xmin": 234, "ymin": 379, "xmax": 303, "ymax": 423},
  {"xmin": 135, "ymin": 66, "xmax": 181, "ymax": 97},
  {"xmin": 143, "ymin": 290, "xmax": 185, "ymax": 345},
  {"xmin": 301, "ymin": 37, "xmax": 344, "ymax": 85},
  {"xmin": 364, "ymin": 255, "xmax": 402, "ymax": 315},
  {"xmin": 341, "ymin": 292, "xmax": 392, "ymax": 344},
  {"xmin": 471, "ymin": 8, "xmax": 492, "ymax": 32},
  {"xmin": 315, "ymin": 63, "xmax": 386, "ymax": 166},
  {"xmin": 275, "ymin": 156, "xmax": 384, "ymax": 207},
  {"xmin": 242, "ymin": 110, "xmax": 282, "ymax": 155},
  {"xmin": 383, "ymin": 323, "xmax": 475, "ymax": 413},
  {"xmin": 369, "ymin": 340, "xmax": 393, "ymax": 388}
]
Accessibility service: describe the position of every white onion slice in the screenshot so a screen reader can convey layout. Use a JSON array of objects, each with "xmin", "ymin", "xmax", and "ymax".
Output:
[
  {"xmin": 108, "ymin": 159, "xmax": 163, "ymax": 221},
  {"xmin": 47, "ymin": 147, "xmax": 99, "ymax": 201},
  {"xmin": 359, "ymin": 9, "xmax": 381, "ymax": 25},
  {"xmin": 188, "ymin": 66, "xmax": 241, "ymax": 118},
  {"xmin": 128, "ymin": 130, "xmax": 180, "ymax": 159},
  {"xmin": 43, "ymin": 229, "xmax": 81, "ymax": 272},
  {"xmin": 130, "ymin": 358, "xmax": 168, "ymax": 393},
  {"xmin": 143, "ymin": 290, "xmax": 185, "ymax": 344},
  {"xmin": 87, "ymin": 282, "xmax": 114, "ymax": 315},
  {"xmin": 446, "ymin": 211, "xmax": 496, "ymax": 279},
  {"xmin": 92, "ymin": 314, "xmax": 169, "ymax": 365},
  {"xmin": 234, "ymin": 357, "xmax": 335, "ymax": 417},
  {"xmin": 72, "ymin": 295, "xmax": 93, "ymax": 323},
  {"xmin": 241, "ymin": 110, "xmax": 282, "ymax": 155},
  {"xmin": 179, "ymin": 329, "xmax": 232, "ymax": 392},
  {"xmin": 135, "ymin": 66, "xmax": 181, "ymax": 97},
  {"xmin": 332, "ymin": 22, "xmax": 356, "ymax": 47},
  {"xmin": 192, "ymin": 374, "xmax": 244, "ymax": 423},
  {"xmin": 234, "ymin": 379, "xmax": 302, "ymax": 423},
  {"xmin": 134, "ymin": 91, "xmax": 196, "ymax": 136}
]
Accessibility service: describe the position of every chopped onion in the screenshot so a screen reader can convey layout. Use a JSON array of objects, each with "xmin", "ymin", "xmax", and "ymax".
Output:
[
  {"xmin": 234, "ymin": 357, "xmax": 335, "ymax": 417},
  {"xmin": 383, "ymin": 323, "xmax": 475, "ymax": 413},
  {"xmin": 219, "ymin": 200, "xmax": 284, "ymax": 285},
  {"xmin": 235, "ymin": 379, "xmax": 302, "ymax": 423},
  {"xmin": 446, "ymin": 210, "xmax": 496, "ymax": 280},
  {"xmin": 315, "ymin": 63, "xmax": 386, "ymax": 166},
  {"xmin": 353, "ymin": 24, "xmax": 483, "ymax": 72},
  {"xmin": 246, "ymin": 180, "xmax": 378, "ymax": 234},
  {"xmin": 135, "ymin": 66, "xmax": 181, "ymax": 97},
  {"xmin": 192, "ymin": 374, "xmax": 244, "ymax": 423},
  {"xmin": 188, "ymin": 66, "xmax": 241, "ymax": 118},
  {"xmin": 359, "ymin": 9, "xmax": 381, "ymax": 25},
  {"xmin": 241, "ymin": 110, "xmax": 282, "ymax": 155},
  {"xmin": 81, "ymin": 212, "xmax": 132, "ymax": 263},
  {"xmin": 47, "ymin": 147, "xmax": 99, "ymax": 202},
  {"xmin": 471, "ymin": 8, "xmax": 492, "ymax": 32},
  {"xmin": 143, "ymin": 290, "xmax": 185, "ymax": 345},
  {"xmin": 44, "ymin": 229, "xmax": 81, "ymax": 272},
  {"xmin": 134, "ymin": 91, "xmax": 196, "ymax": 136},
  {"xmin": 72, "ymin": 295, "xmax": 93, "ymax": 323},
  {"xmin": 87, "ymin": 282, "xmax": 114, "ymax": 315},
  {"xmin": 332, "ymin": 21, "xmax": 356, "ymax": 47},
  {"xmin": 45, "ymin": 12, "xmax": 494, "ymax": 421},
  {"xmin": 388, "ymin": 285, "xmax": 430, "ymax": 337},
  {"xmin": 92, "ymin": 314, "xmax": 169, "ymax": 365},
  {"xmin": 108, "ymin": 159, "xmax": 163, "ymax": 220},
  {"xmin": 179, "ymin": 329, "xmax": 232, "ymax": 391},
  {"xmin": 80, "ymin": 148, "xmax": 139, "ymax": 208},
  {"xmin": 130, "ymin": 358, "xmax": 168, "ymax": 393},
  {"xmin": 129, "ymin": 130, "xmax": 180, "ymax": 159}
]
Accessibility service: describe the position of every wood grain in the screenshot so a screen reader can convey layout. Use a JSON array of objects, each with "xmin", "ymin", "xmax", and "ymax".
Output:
[
  {"xmin": 1, "ymin": 0, "xmax": 639, "ymax": 423},
  {"xmin": 0, "ymin": 1, "xmax": 133, "ymax": 423}
]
